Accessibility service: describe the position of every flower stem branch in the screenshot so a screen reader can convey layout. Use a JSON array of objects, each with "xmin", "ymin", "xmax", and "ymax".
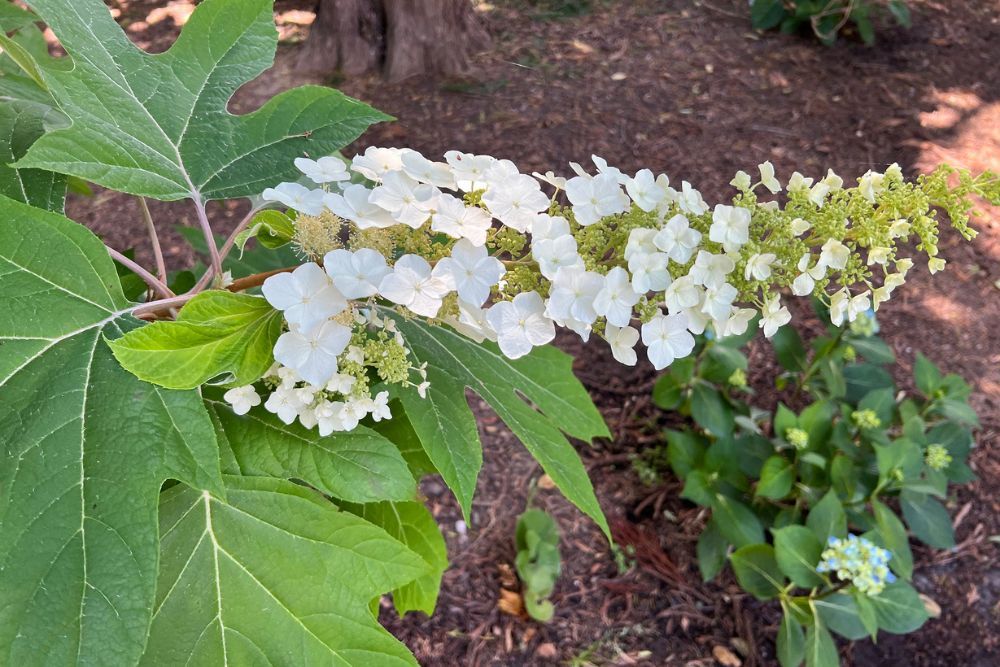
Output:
[
  {"xmin": 192, "ymin": 204, "xmax": 263, "ymax": 292},
  {"xmin": 107, "ymin": 246, "xmax": 175, "ymax": 299},
  {"xmin": 192, "ymin": 197, "xmax": 223, "ymax": 284},
  {"xmin": 139, "ymin": 197, "xmax": 167, "ymax": 283}
]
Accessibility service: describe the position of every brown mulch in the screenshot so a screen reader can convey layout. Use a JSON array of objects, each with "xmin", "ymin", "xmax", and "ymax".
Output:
[{"xmin": 80, "ymin": 1, "xmax": 1000, "ymax": 665}]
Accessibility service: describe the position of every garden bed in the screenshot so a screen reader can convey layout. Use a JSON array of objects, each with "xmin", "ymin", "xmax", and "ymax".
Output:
[{"xmin": 82, "ymin": 0, "xmax": 1000, "ymax": 663}]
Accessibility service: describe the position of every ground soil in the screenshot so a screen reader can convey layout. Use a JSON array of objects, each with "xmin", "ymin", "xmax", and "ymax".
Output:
[{"xmin": 80, "ymin": 1, "xmax": 1000, "ymax": 664}]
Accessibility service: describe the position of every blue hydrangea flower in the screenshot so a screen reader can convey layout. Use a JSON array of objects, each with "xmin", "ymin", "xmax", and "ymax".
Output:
[{"xmin": 816, "ymin": 534, "xmax": 896, "ymax": 595}]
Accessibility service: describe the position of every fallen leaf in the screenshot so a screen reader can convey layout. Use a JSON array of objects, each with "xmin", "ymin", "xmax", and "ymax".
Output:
[
  {"xmin": 498, "ymin": 588, "xmax": 525, "ymax": 617},
  {"xmin": 921, "ymin": 594, "xmax": 942, "ymax": 618},
  {"xmin": 713, "ymin": 645, "xmax": 742, "ymax": 666}
]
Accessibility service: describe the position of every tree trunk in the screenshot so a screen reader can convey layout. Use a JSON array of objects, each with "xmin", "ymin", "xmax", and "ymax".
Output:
[{"xmin": 297, "ymin": 0, "xmax": 486, "ymax": 81}]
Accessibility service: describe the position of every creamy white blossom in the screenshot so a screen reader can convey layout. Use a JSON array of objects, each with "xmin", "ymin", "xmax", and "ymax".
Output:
[
  {"xmin": 262, "ymin": 263, "xmax": 347, "ymax": 332},
  {"xmin": 486, "ymin": 291, "xmax": 555, "ymax": 359},
  {"xmin": 709, "ymin": 204, "xmax": 751, "ymax": 253},
  {"xmin": 654, "ymin": 214, "xmax": 702, "ymax": 264},
  {"xmin": 642, "ymin": 313, "xmax": 696, "ymax": 370},
  {"xmin": 273, "ymin": 320, "xmax": 352, "ymax": 387},
  {"xmin": 378, "ymin": 254, "xmax": 453, "ymax": 317},
  {"xmin": 625, "ymin": 169, "xmax": 667, "ymax": 212},
  {"xmin": 324, "ymin": 184, "xmax": 397, "ymax": 229},
  {"xmin": 431, "ymin": 194, "xmax": 493, "ymax": 246},
  {"xmin": 546, "ymin": 266, "xmax": 604, "ymax": 324},
  {"xmin": 262, "ymin": 182, "xmax": 325, "ymax": 216},
  {"xmin": 324, "ymin": 248, "xmax": 391, "ymax": 299},
  {"xmin": 223, "ymin": 385, "xmax": 261, "ymax": 415},
  {"xmin": 689, "ymin": 250, "xmax": 735, "ymax": 289},
  {"xmin": 565, "ymin": 172, "xmax": 630, "ymax": 226},
  {"xmin": 434, "ymin": 239, "xmax": 506, "ymax": 307},
  {"xmin": 352, "ymin": 146, "xmax": 408, "ymax": 181},
  {"xmin": 761, "ymin": 297, "xmax": 791, "ymax": 337},
  {"xmin": 482, "ymin": 173, "xmax": 548, "ymax": 232},
  {"xmin": 369, "ymin": 170, "xmax": 438, "ymax": 228},
  {"xmin": 593, "ymin": 266, "xmax": 639, "ymax": 327},
  {"xmin": 294, "ymin": 156, "xmax": 350, "ymax": 183},
  {"xmin": 605, "ymin": 324, "xmax": 639, "ymax": 366}
]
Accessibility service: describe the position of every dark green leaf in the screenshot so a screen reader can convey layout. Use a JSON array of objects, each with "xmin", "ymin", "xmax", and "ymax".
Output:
[
  {"xmin": 772, "ymin": 325, "xmax": 808, "ymax": 371},
  {"xmin": 871, "ymin": 581, "xmax": 929, "ymax": 634},
  {"xmin": 143, "ymin": 477, "xmax": 424, "ymax": 664},
  {"xmin": 390, "ymin": 313, "xmax": 610, "ymax": 537},
  {"xmin": 701, "ymin": 344, "xmax": 747, "ymax": 384},
  {"xmin": 914, "ymin": 352, "xmax": 942, "ymax": 396},
  {"xmin": 712, "ymin": 495, "xmax": 764, "ymax": 547},
  {"xmin": 697, "ymin": 518, "xmax": 728, "ymax": 581},
  {"xmin": 774, "ymin": 403, "xmax": 798, "ymax": 441},
  {"xmin": 773, "ymin": 525, "xmax": 824, "ymax": 588},
  {"xmin": 730, "ymin": 544, "xmax": 785, "ymax": 600},
  {"xmin": 751, "ymin": 0, "xmax": 789, "ymax": 30},
  {"xmin": 342, "ymin": 500, "xmax": 448, "ymax": 616},
  {"xmin": 858, "ymin": 387, "xmax": 896, "ymax": 426},
  {"xmin": 814, "ymin": 594, "xmax": 867, "ymax": 641},
  {"xmin": 844, "ymin": 363, "xmax": 894, "ymax": 403},
  {"xmin": 777, "ymin": 610, "xmax": 806, "ymax": 667},
  {"xmin": 872, "ymin": 499, "xmax": 913, "ymax": 579},
  {"xmin": 691, "ymin": 383, "xmax": 735, "ymax": 438},
  {"xmin": 652, "ymin": 371, "xmax": 685, "ymax": 409},
  {"xmin": 18, "ymin": 0, "xmax": 391, "ymax": 201},
  {"xmin": 207, "ymin": 394, "xmax": 416, "ymax": 504},
  {"xmin": 0, "ymin": 196, "xmax": 223, "ymax": 664},
  {"xmin": 900, "ymin": 491, "xmax": 955, "ymax": 548},
  {"xmin": 234, "ymin": 209, "xmax": 296, "ymax": 251},
  {"xmin": 888, "ymin": 0, "xmax": 912, "ymax": 27},
  {"xmin": 666, "ymin": 429, "xmax": 706, "ymax": 477},
  {"xmin": 806, "ymin": 490, "xmax": 846, "ymax": 543},
  {"xmin": 757, "ymin": 455, "xmax": 795, "ymax": 500}
]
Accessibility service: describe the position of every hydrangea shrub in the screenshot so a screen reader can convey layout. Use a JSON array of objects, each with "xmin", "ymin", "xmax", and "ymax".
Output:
[
  {"xmin": 0, "ymin": 0, "xmax": 997, "ymax": 665},
  {"xmin": 645, "ymin": 309, "xmax": 980, "ymax": 666}
]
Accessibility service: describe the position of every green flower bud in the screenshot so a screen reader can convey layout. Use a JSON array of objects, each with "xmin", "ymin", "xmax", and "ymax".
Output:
[
  {"xmin": 852, "ymin": 409, "xmax": 881, "ymax": 430},
  {"xmin": 786, "ymin": 427, "xmax": 809, "ymax": 450},
  {"xmin": 925, "ymin": 444, "xmax": 952, "ymax": 471}
]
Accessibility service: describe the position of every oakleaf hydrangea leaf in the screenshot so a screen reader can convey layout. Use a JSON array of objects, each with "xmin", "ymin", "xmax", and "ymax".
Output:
[
  {"xmin": 342, "ymin": 501, "xmax": 449, "ymax": 617},
  {"xmin": 390, "ymin": 314, "xmax": 611, "ymax": 538},
  {"xmin": 108, "ymin": 290, "xmax": 283, "ymax": 390},
  {"xmin": 0, "ymin": 20, "xmax": 68, "ymax": 211},
  {"xmin": 16, "ymin": 0, "xmax": 391, "ymax": 201},
  {"xmin": 207, "ymin": 393, "xmax": 417, "ymax": 504},
  {"xmin": 142, "ymin": 476, "xmax": 425, "ymax": 665},
  {"xmin": 0, "ymin": 195, "xmax": 224, "ymax": 665}
]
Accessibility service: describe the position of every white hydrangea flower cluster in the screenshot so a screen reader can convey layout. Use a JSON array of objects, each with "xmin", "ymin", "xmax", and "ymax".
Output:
[{"xmin": 222, "ymin": 148, "xmax": 967, "ymax": 432}]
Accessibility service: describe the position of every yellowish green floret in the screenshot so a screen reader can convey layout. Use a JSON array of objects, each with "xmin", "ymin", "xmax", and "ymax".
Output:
[
  {"xmin": 852, "ymin": 409, "xmax": 882, "ymax": 430},
  {"xmin": 786, "ymin": 427, "xmax": 809, "ymax": 450},
  {"xmin": 925, "ymin": 443, "xmax": 952, "ymax": 471}
]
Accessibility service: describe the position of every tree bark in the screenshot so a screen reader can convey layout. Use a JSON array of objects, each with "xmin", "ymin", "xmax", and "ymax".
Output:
[{"xmin": 297, "ymin": 0, "xmax": 486, "ymax": 81}]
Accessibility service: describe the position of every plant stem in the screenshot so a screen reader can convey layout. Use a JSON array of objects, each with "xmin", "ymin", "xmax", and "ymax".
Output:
[
  {"xmin": 192, "ymin": 204, "xmax": 263, "ymax": 292},
  {"xmin": 131, "ymin": 265, "xmax": 296, "ymax": 320},
  {"xmin": 107, "ymin": 246, "xmax": 175, "ymax": 299},
  {"xmin": 129, "ymin": 293, "xmax": 195, "ymax": 319},
  {"xmin": 192, "ymin": 197, "xmax": 223, "ymax": 284},
  {"xmin": 139, "ymin": 197, "xmax": 167, "ymax": 283},
  {"xmin": 219, "ymin": 205, "xmax": 262, "ymax": 261},
  {"xmin": 227, "ymin": 266, "xmax": 297, "ymax": 292}
]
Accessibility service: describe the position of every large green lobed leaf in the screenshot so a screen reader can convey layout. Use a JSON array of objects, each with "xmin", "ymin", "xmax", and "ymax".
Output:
[
  {"xmin": 389, "ymin": 314, "xmax": 611, "ymax": 538},
  {"xmin": 143, "ymin": 476, "xmax": 425, "ymax": 665},
  {"xmin": 0, "ymin": 17, "xmax": 68, "ymax": 211},
  {"xmin": 17, "ymin": 0, "xmax": 391, "ymax": 201},
  {"xmin": 208, "ymin": 394, "xmax": 417, "ymax": 505},
  {"xmin": 108, "ymin": 290, "xmax": 283, "ymax": 390},
  {"xmin": 0, "ymin": 195, "xmax": 223, "ymax": 664}
]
